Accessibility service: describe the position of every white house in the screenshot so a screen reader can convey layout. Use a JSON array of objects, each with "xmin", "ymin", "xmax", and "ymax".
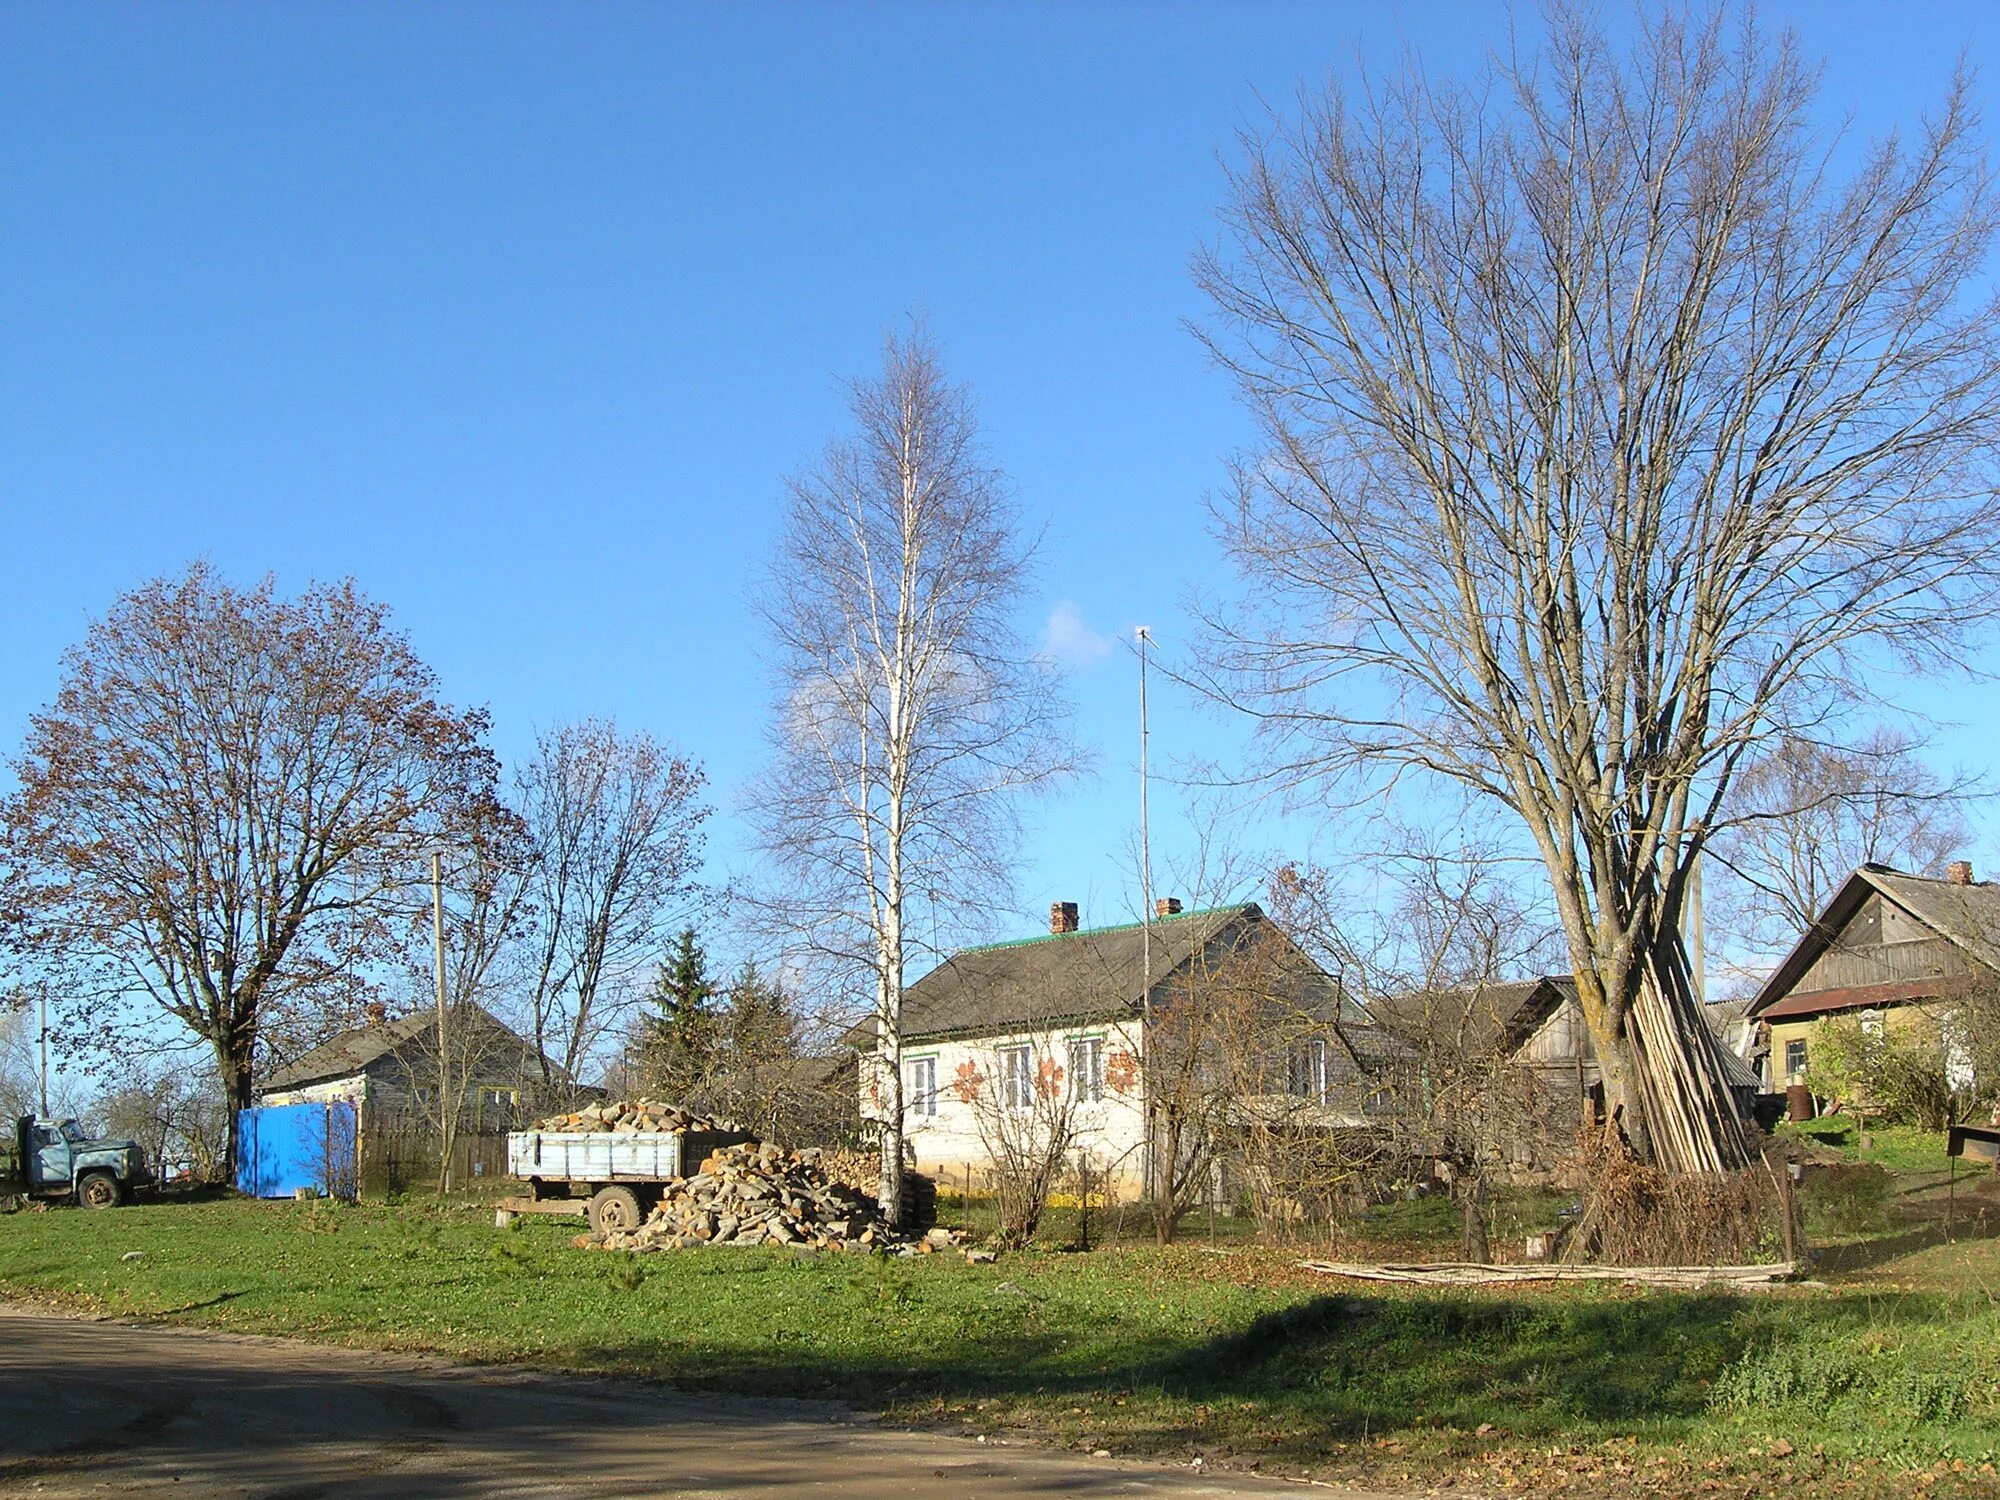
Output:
[{"xmin": 859, "ymin": 899, "xmax": 1371, "ymax": 1201}]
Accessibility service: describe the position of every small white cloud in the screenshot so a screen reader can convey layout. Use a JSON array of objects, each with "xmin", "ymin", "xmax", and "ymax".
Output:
[{"xmin": 1040, "ymin": 600, "xmax": 1114, "ymax": 669}]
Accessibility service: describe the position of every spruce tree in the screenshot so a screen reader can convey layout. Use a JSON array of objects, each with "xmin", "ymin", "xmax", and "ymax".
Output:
[{"xmin": 635, "ymin": 926, "xmax": 716, "ymax": 1100}]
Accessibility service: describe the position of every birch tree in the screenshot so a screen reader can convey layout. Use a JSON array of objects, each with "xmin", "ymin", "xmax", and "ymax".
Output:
[
  {"xmin": 752, "ymin": 326, "xmax": 1072, "ymax": 1225},
  {"xmin": 1196, "ymin": 8, "xmax": 2000, "ymax": 1169}
]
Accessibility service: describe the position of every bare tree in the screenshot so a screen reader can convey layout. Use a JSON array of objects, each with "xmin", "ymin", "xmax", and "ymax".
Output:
[
  {"xmin": 1707, "ymin": 729, "xmax": 1975, "ymax": 969},
  {"xmin": 751, "ymin": 326, "xmax": 1074, "ymax": 1226},
  {"xmin": 409, "ymin": 797, "xmax": 538, "ymax": 1192},
  {"xmin": 951, "ymin": 1043, "xmax": 1080, "ymax": 1250},
  {"xmin": 1280, "ymin": 852, "xmax": 1568, "ymax": 1260},
  {"xmin": 89, "ymin": 1057, "xmax": 230, "ymax": 1183},
  {"xmin": 2, "ymin": 564, "xmax": 494, "ymax": 1175},
  {"xmin": 515, "ymin": 720, "xmax": 708, "ymax": 1091},
  {"xmin": 1195, "ymin": 9, "xmax": 2000, "ymax": 1170}
]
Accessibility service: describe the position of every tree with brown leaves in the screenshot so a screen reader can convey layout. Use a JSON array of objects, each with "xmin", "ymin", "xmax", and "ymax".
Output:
[{"xmin": 4, "ymin": 563, "xmax": 495, "ymax": 1175}]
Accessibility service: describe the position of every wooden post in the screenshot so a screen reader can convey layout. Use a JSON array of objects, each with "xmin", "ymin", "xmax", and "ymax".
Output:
[
  {"xmin": 1948, "ymin": 1153, "xmax": 1957, "ymax": 1245},
  {"xmin": 1777, "ymin": 1163, "xmax": 1799, "ymax": 1267}
]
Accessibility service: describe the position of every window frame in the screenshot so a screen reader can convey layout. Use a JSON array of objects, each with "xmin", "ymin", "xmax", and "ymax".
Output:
[
  {"xmin": 1784, "ymin": 1038, "xmax": 1808, "ymax": 1082},
  {"xmin": 1289, "ymin": 1037, "xmax": 1333, "ymax": 1101},
  {"xmin": 1067, "ymin": 1035, "xmax": 1105, "ymax": 1103},
  {"xmin": 998, "ymin": 1044, "xmax": 1034, "ymax": 1110},
  {"xmin": 904, "ymin": 1054, "xmax": 939, "ymax": 1119}
]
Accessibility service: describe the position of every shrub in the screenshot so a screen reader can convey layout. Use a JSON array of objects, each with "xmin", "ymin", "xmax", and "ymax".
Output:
[
  {"xmin": 1804, "ymin": 1016, "xmax": 1955, "ymax": 1129},
  {"xmin": 1777, "ymin": 1116, "xmax": 1855, "ymax": 1150}
]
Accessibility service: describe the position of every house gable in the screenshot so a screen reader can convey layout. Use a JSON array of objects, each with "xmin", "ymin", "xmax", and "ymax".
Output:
[
  {"xmin": 1750, "ymin": 865, "xmax": 2000, "ymax": 1024},
  {"xmin": 262, "ymin": 1004, "xmax": 561, "ymax": 1104}
]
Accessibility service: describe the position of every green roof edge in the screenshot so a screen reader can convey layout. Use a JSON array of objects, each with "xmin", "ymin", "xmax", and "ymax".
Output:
[{"xmin": 955, "ymin": 903, "xmax": 1249, "ymax": 956}]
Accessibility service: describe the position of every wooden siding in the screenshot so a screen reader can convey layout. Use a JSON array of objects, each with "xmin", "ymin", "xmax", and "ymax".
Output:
[{"xmin": 1797, "ymin": 931, "xmax": 1967, "ymax": 996}]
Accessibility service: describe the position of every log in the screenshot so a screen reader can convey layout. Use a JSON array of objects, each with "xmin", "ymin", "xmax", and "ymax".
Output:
[{"xmin": 1297, "ymin": 1259, "xmax": 1802, "ymax": 1289}]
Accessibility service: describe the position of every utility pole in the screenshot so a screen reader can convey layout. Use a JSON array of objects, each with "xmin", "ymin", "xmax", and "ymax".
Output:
[
  {"xmin": 432, "ymin": 849, "xmax": 450, "ymax": 1194},
  {"xmin": 38, "ymin": 984, "xmax": 49, "ymax": 1120},
  {"xmin": 1138, "ymin": 626, "xmax": 1153, "ymax": 998}
]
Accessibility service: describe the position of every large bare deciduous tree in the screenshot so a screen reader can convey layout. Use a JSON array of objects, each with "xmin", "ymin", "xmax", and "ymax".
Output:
[
  {"xmin": 1196, "ymin": 9, "xmax": 2000, "ymax": 1169},
  {"xmin": 752, "ymin": 326, "xmax": 1073, "ymax": 1226},
  {"xmin": 514, "ymin": 719, "xmax": 708, "ymax": 1091},
  {"xmin": 2, "ymin": 564, "xmax": 494, "ymax": 1173}
]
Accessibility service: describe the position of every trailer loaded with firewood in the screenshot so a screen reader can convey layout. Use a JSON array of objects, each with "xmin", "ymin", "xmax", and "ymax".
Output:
[{"xmin": 501, "ymin": 1100, "xmax": 756, "ymax": 1234}]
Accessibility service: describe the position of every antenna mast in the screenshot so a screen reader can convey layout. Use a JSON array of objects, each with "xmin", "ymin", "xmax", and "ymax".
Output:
[
  {"xmin": 1136, "ymin": 625, "xmax": 1155, "ymax": 1207},
  {"xmin": 1137, "ymin": 626, "xmax": 1153, "ymax": 999}
]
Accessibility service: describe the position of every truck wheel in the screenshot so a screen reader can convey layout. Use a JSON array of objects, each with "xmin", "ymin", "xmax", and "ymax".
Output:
[
  {"xmin": 588, "ymin": 1186, "xmax": 644, "ymax": 1236},
  {"xmin": 78, "ymin": 1172, "xmax": 124, "ymax": 1210}
]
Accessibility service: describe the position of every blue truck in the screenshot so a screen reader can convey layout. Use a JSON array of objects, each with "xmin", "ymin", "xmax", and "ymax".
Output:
[{"xmin": 0, "ymin": 1115, "xmax": 151, "ymax": 1210}]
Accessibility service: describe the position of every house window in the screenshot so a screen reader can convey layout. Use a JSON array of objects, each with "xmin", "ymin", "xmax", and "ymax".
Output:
[
  {"xmin": 1291, "ymin": 1038, "xmax": 1331, "ymax": 1101},
  {"xmin": 1068, "ymin": 1037, "xmax": 1105, "ymax": 1102},
  {"xmin": 1785, "ymin": 1039, "xmax": 1808, "ymax": 1082},
  {"xmin": 905, "ymin": 1056, "xmax": 938, "ymax": 1118},
  {"xmin": 999, "ymin": 1045, "xmax": 1033, "ymax": 1109}
]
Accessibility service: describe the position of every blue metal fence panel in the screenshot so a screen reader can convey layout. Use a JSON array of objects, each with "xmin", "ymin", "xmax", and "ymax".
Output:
[{"xmin": 235, "ymin": 1102, "xmax": 358, "ymax": 1200}]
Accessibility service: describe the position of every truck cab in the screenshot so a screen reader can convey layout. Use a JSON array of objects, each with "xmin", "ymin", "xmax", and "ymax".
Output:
[{"xmin": 1, "ymin": 1115, "xmax": 150, "ymax": 1209}]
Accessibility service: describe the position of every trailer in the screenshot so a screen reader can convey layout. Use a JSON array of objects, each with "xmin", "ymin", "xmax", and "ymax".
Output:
[{"xmin": 503, "ymin": 1125, "xmax": 757, "ymax": 1233}]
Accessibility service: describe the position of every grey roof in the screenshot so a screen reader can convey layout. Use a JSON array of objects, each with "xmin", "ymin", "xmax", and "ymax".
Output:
[
  {"xmin": 264, "ymin": 1004, "xmax": 546, "ymax": 1093},
  {"xmin": 1859, "ymin": 867, "xmax": 2000, "ymax": 968},
  {"xmin": 1712, "ymin": 1039, "xmax": 1763, "ymax": 1093},
  {"xmin": 1704, "ymin": 995, "xmax": 1753, "ymax": 1027},
  {"xmin": 893, "ymin": 903, "xmax": 1292, "ymax": 1043},
  {"xmin": 1368, "ymin": 975, "xmax": 1578, "ymax": 1058},
  {"xmin": 1749, "ymin": 864, "xmax": 2000, "ymax": 1019}
]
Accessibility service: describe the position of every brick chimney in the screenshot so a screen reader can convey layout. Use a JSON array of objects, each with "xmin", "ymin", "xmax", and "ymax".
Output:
[
  {"xmin": 1049, "ymin": 901, "xmax": 1079, "ymax": 935},
  {"xmin": 1155, "ymin": 897, "xmax": 1183, "ymax": 918},
  {"xmin": 1949, "ymin": 860, "xmax": 1975, "ymax": 886}
]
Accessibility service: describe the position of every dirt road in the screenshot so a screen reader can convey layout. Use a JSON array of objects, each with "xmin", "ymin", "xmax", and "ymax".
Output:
[{"xmin": 0, "ymin": 1305, "xmax": 1365, "ymax": 1498}]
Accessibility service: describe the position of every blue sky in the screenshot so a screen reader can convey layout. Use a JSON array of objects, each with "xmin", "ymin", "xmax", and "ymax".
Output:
[{"xmin": 4, "ymin": 2, "xmax": 1999, "ymax": 970}]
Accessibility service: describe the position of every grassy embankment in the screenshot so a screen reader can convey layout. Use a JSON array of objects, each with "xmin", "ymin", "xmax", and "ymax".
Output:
[{"xmin": 3, "ymin": 1179, "xmax": 1998, "ymax": 1497}]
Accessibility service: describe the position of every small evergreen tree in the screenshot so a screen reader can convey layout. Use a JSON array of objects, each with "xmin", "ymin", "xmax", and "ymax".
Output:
[{"xmin": 632, "ymin": 926, "xmax": 717, "ymax": 1100}]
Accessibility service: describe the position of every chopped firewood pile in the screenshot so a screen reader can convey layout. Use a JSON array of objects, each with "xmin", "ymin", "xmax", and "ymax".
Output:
[
  {"xmin": 580, "ymin": 1140, "xmax": 978, "ymax": 1258},
  {"xmin": 532, "ymin": 1099, "xmax": 733, "ymax": 1134}
]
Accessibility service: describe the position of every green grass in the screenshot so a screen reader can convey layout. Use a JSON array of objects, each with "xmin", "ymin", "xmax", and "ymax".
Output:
[
  {"xmin": 1777, "ymin": 1118, "xmax": 1952, "ymax": 1173},
  {"xmin": 1348, "ymin": 1185, "xmax": 1576, "ymax": 1248},
  {"xmin": 4, "ymin": 1195, "xmax": 1999, "ymax": 1495}
]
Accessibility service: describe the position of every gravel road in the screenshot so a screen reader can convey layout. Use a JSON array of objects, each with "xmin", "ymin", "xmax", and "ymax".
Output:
[{"xmin": 0, "ymin": 1304, "xmax": 1376, "ymax": 1498}]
